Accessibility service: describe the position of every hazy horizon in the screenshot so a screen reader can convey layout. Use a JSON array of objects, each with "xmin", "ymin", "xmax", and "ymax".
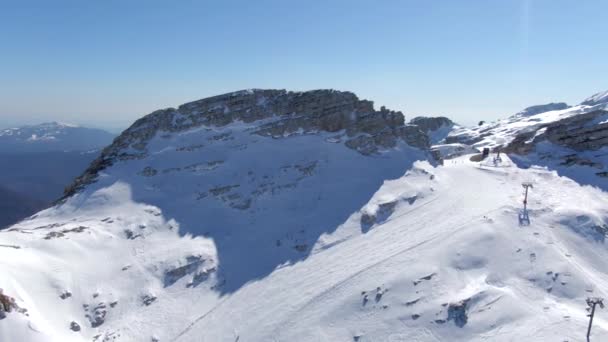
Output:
[
  {"xmin": 1, "ymin": 0, "xmax": 607, "ymax": 130},
  {"xmin": 0, "ymin": 86, "xmax": 604, "ymax": 134}
]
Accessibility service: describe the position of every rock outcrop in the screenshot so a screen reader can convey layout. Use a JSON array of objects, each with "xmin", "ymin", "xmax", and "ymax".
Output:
[
  {"xmin": 505, "ymin": 110, "xmax": 608, "ymax": 153},
  {"xmin": 544, "ymin": 110, "xmax": 608, "ymax": 151},
  {"xmin": 0, "ymin": 289, "xmax": 22, "ymax": 319},
  {"xmin": 63, "ymin": 89, "xmax": 431, "ymax": 198},
  {"xmin": 447, "ymin": 298, "xmax": 470, "ymax": 328},
  {"xmin": 409, "ymin": 116, "xmax": 454, "ymax": 133}
]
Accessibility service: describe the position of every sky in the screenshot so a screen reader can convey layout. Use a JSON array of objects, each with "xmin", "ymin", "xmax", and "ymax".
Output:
[{"xmin": 1, "ymin": 0, "xmax": 607, "ymax": 131}]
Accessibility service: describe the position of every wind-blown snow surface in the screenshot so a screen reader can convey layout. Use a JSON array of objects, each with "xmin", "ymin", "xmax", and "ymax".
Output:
[{"xmin": 3, "ymin": 148, "xmax": 608, "ymax": 341}]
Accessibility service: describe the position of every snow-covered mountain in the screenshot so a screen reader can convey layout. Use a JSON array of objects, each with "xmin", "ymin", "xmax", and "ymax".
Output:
[
  {"xmin": 0, "ymin": 122, "xmax": 115, "ymax": 153},
  {"xmin": 2, "ymin": 89, "xmax": 608, "ymax": 342},
  {"xmin": 445, "ymin": 91, "xmax": 608, "ymax": 190}
]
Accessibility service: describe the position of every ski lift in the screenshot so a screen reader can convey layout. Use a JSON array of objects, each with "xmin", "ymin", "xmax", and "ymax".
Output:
[
  {"xmin": 493, "ymin": 148, "xmax": 502, "ymax": 165},
  {"xmin": 519, "ymin": 182, "xmax": 533, "ymax": 226}
]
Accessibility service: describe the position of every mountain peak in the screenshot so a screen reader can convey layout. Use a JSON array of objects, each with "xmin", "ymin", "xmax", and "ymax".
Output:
[{"xmin": 64, "ymin": 89, "xmax": 432, "ymax": 198}]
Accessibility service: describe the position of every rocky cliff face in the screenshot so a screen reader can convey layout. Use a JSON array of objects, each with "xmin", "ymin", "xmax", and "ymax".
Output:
[
  {"xmin": 43, "ymin": 88, "xmax": 435, "ymax": 306},
  {"xmin": 504, "ymin": 109, "xmax": 608, "ymax": 153},
  {"xmin": 64, "ymin": 89, "xmax": 431, "ymax": 198},
  {"xmin": 409, "ymin": 116, "xmax": 454, "ymax": 134},
  {"xmin": 441, "ymin": 90, "xmax": 608, "ymax": 189},
  {"xmin": 544, "ymin": 110, "xmax": 608, "ymax": 151},
  {"xmin": 502, "ymin": 109, "xmax": 608, "ymax": 185}
]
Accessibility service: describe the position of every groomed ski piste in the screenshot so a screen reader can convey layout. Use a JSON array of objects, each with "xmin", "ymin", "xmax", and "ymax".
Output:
[{"xmin": 2, "ymin": 151, "xmax": 608, "ymax": 341}]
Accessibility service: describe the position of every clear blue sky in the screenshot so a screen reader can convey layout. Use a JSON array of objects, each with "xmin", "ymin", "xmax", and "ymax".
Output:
[{"xmin": 1, "ymin": 0, "xmax": 607, "ymax": 131}]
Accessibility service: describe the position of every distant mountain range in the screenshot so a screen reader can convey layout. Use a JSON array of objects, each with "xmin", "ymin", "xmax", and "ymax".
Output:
[
  {"xmin": 0, "ymin": 121, "xmax": 115, "ymax": 153},
  {"xmin": 0, "ymin": 122, "xmax": 116, "ymax": 228}
]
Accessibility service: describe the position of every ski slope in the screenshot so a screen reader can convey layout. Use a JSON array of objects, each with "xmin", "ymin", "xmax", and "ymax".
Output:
[
  {"xmin": 2, "ymin": 152, "xmax": 608, "ymax": 341},
  {"xmin": 174, "ymin": 155, "xmax": 608, "ymax": 342}
]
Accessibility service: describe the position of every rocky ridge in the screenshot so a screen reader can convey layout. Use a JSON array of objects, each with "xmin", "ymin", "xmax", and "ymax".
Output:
[
  {"xmin": 505, "ymin": 109, "xmax": 608, "ymax": 154},
  {"xmin": 440, "ymin": 89, "xmax": 608, "ymax": 189},
  {"xmin": 409, "ymin": 116, "xmax": 454, "ymax": 134},
  {"xmin": 64, "ymin": 89, "xmax": 434, "ymax": 198}
]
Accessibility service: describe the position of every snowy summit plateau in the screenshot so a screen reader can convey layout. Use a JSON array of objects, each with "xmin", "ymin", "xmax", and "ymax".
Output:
[{"xmin": 2, "ymin": 89, "xmax": 608, "ymax": 342}]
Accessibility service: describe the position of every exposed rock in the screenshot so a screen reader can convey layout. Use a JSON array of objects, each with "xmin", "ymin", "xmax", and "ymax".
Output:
[
  {"xmin": 405, "ymin": 298, "xmax": 421, "ymax": 306},
  {"xmin": 70, "ymin": 321, "xmax": 81, "ymax": 332},
  {"xmin": 360, "ymin": 212, "xmax": 376, "ymax": 228},
  {"xmin": 447, "ymin": 298, "xmax": 470, "ymax": 327},
  {"xmin": 505, "ymin": 110, "xmax": 608, "ymax": 153},
  {"xmin": 544, "ymin": 111, "xmax": 608, "ymax": 151},
  {"xmin": 209, "ymin": 185, "xmax": 240, "ymax": 197},
  {"xmin": 124, "ymin": 229, "xmax": 142, "ymax": 240},
  {"xmin": 142, "ymin": 294, "xmax": 157, "ymax": 306},
  {"xmin": 409, "ymin": 116, "xmax": 454, "ymax": 133},
  {"xmin": 294, "ymin": 243, "xmax": 308, "ymax": 252},
  {"xmin": 164, "ymin": 256, "xmax": 206, "ymax": 287},
  {"xmin": 502, "ymin": 131, "xmax": 538, "ymax": 155},
  {"xmin": 360, "ymin": 200, "xmax": 399, "ymax": 231},
  {"xmin": 183, "ymin": 160, "xmax": 224, "ymax": 172},
  {"xmin": 295, "ymin": 161, "xmax": 317, "ymax": 177},
  {"xmin": 43, "ymin": 225, "xmax": 88, "ymax": 240},
  {"xmin": 139, "ymin": 166, "xmax": 158, "ymax": 177},
  {"xmin": 62, "ymin": 89, "xmax": 431, "ymax": 198},
  {"xmin": 375, "ymin": 286, "xmax": 385, "ymax": 302},
  {"xmin": 84, "ymin": 302, "xmax": 107, "ymax": 328},
  {"xmin": 413, "ymin": 273, "xmax": 436, "ymax": 286},
  {"xmin": 230, "ymin": 198, "xmax": 252, "ymax": 210},
  {"xmin": 187, "ymin": 267, "xmax": 217, "ymax": 288},
  {"xmin": 0, "ymin": 289, "xmax": 20, "ymax": 319},
  {"xmin": 560, "ymin": 154, "xmax": 603, "ymax": 169},
  {"xmin": 176, "ymin": 143, "xmax": 204, "ymax": 152},
  {"xmin": 93, "ymin": 331, "xmax": 120, "ymax": 342}
]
